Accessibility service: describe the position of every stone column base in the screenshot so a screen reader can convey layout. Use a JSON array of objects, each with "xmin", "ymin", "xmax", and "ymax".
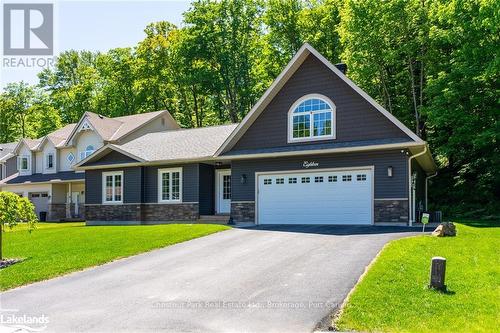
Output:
[
  {"xmin": 231, "ymin": 202, "xmax": 255, "ymax": 223},
  {"xmin": 374, "ymin": 199, "xmax": 409, "ymax": 224}
]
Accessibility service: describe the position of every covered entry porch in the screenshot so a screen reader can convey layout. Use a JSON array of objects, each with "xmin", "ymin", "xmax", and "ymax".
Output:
[{"xmin": 50, "ymin": 181, "xmax": 85, "ymax": 221}]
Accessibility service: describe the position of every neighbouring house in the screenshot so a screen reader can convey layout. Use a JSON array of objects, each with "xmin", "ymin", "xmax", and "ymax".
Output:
[
  {"xmin": 0, "ymin": 110, "xmax": 179, "ymax": 220},
  {"xmin": 0, "ymin": 142, "xmax": 18, "ymax": 181},
  {"xmin": 73, "ymin": 44, "xmax": 436, "ymax": 226}
]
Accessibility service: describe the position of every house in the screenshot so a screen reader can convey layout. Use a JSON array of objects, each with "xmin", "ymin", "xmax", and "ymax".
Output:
[
  {"xmin": 0, "ymin": 110, "xmax": 179, "ymax": 220},
  {"xmin": 0, "ymin": 142, "xmax": 18, "ymax": 181},
  {"xmin": 74, "ymin": 44, "xmax": 436, "ymax": 226}
]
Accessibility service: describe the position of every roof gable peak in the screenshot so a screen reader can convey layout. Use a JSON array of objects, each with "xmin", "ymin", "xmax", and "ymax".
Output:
[{"xmin": 215, "ymin": 43, "xmax": 423, "ymax": 156}]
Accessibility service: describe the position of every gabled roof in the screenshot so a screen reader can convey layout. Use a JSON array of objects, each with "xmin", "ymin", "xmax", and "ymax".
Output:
[
  {"xmin": 75, "ymin": 124, "xmax": 238, "ymax": 169},
  {"xmin": 0, "ymin": 142, "xmax": 17, "ymax": 161},
  {"xmin": 35, "ymin": 124, "xmax": 77, "ymax": 150},
  {"xmin": 13, "ymin": 138, "xmax": 42, "ymax": 154},
  {"xmin": 0, "ymin": 171, "xmax": 84, "ymax": 185},
  {"xmin": 64, "ymin": 110, "xmax": 178, "ymax": 146},
  {"xmin": 215, "ymin": 43, "xmax": 424, "ymax": 156}
]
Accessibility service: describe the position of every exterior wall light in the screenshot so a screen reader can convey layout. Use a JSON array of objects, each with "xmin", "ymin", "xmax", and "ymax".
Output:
[
  {"xmin": 388, "ymin": 166, "xmax": 393, "ymax": 177},
  {"xmin": 240, "ymin": 174, "xmax": 247, "ymax": 184}
]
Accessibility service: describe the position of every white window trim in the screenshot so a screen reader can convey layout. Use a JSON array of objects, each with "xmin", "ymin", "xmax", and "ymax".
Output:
[
  {"xmin": 18, "ymin": 155, "xmax": 30, "ymax": 171},
  {"xmin": 79, "ymin": 149, "xmax": 95, "ymax": 161},
  {"xmin": 102, "ymin": 171, "xmax": 124, "ymax": 204},
  {"xmin": 287, "ymin": 93, "xmax": 336, "ymax": 143},
  {"xmin": 67, "ymin": 152, "xmax": 75, "ymax": 164},
  {"xmin": 158, "ymin": 167, "xmax": 183, "ymax": 203},
  {"xmin": 45, "ymin": 153, "xmax": 54, "ymax": 169}
]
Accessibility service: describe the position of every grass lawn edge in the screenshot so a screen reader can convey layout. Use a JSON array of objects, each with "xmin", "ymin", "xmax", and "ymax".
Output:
[
  {"xmin": 1, "ymin": 223, "xmax": 231, "ymax": 292},
  {"xmin": 329, "ymin": 234, "xmax": 423, "ymax": 332}
]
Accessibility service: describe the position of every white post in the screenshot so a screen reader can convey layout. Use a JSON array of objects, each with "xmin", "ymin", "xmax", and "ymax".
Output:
[{"xmin": 66, "ymin": 182, "xmax": 72, "ymax": 219}]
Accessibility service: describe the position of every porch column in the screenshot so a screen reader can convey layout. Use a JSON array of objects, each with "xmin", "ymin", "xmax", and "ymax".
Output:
[{"xmin": 66, "ymin": 182, "xmax": 72, "ymax": 219}]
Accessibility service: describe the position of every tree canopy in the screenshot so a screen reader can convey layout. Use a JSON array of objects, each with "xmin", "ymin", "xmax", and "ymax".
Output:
[{"xmin": 1, "ymin": 0, "xmax": 498, "ymax": 217}]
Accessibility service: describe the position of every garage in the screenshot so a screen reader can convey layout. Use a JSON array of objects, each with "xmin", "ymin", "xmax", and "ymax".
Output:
[
  {"xmin": 257, "ymin": 168, "xmax": 373, "ymax": 225},
  {"xmin": 29, "ymin": 192, "xmax": 49, "ymax": 219}
]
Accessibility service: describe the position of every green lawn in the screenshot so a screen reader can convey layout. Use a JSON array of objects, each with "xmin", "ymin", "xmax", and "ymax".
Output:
[
  {"xmin": 1, "ymin": 222, "xmax": 229, "ymax": 291},
  {"xmin": 336, "ymin": 221, "xmax": 500, "ymax": 333}
]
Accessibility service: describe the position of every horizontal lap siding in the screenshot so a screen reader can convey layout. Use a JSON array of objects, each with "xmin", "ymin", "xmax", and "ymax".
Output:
[
  {"xmin": 86, "ymin": 164, "xmax": 199, "ymax": 205},
  {"xmin": 198, "ymin": 164, "xmax": 215, "ymax": 215},
  {"xmin": 6, "ymin": 156, "xmax": 17, "ymax": 178},
  {"xmin": 143, "ymin": 164, "xmax": 199, "ymax": 203},
  {"xmin": 232, "ymin": 55, "xmax": 410, "ymax": 151},
  {"xmin": 85, "ymin": 167, "xmax": 142, "ymax": 204},
  {"xmin": 231, "ymin": 150, "xmax": 408, "ymax": 201}
]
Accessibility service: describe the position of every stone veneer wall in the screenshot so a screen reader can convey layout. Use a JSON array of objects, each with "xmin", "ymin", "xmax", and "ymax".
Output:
[
  {"xmin": 49, "ymin": 204, "xmax": 66, "ymax": 221},
  {"xmin": 85, "ymin": 204, "xmax": 142, "ymax": 222},
  {"xmin": 231, "ymin": 202, "xmax": 255, "ymax": 223},
  {"xmin": 374, "ymin": 200, "xmax": 409, "ymax": 223},
  {"xmin": 85, "ymin": 203, "xmax": 199, "ymax": 223},
  {"xmin": 142, "ymin": 203, "xmax": 199, "ymax": 222}
]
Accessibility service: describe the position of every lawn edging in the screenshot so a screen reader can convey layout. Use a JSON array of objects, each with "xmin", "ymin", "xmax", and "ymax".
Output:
[
  {"xmin": 331, "ymin": 234, "xmax": 421, "ymax": 331},
  {"xmin": 1, "ymin": 223, "xmax": 231, "ymax": 291},
  {"xmin": 333, "ymin": 222, "xmax": 499, "ymax": 333}
]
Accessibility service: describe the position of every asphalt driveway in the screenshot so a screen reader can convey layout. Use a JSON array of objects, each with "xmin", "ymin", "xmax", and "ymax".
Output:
[{"xmin": 0, "ymin": 225, "xmax": 417, "ymax": 333}]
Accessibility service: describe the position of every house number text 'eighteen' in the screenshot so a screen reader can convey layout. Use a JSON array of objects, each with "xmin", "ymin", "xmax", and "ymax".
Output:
[{"xmin": 303, "ymin": 161, "xmax": 319, "ymax": 168}]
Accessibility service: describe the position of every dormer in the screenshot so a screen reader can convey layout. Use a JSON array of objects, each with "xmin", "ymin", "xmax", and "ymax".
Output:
[
  {"xmin": 13, "ymin": 138, "xmax": 39, "ymax": 176},
  {"xmin": 35, "ymin": 136, "xmax": 60, "ymax": 174}
]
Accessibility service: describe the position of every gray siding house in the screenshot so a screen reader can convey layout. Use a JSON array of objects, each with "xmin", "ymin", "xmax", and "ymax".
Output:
[
  {"xmin": 76, "ymin": 44, "xmax": 436, "ymax": 226},
  {"xmin": 0, "ymin": 110, "xmax": 180, "ymax": 220}
]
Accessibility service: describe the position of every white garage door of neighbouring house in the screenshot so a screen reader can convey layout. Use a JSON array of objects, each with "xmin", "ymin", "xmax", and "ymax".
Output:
[
  {"xmin": 30, "ymin": 192, "xmax": 49, "ymax": 218},
  {"xmin": 257, "ymin": 168, "xmax": 373, "ymax": 225}
]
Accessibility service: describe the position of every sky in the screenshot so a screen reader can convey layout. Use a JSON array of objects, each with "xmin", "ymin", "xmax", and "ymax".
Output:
[{"xmin": 0, "ymin": 0, "xmax": 190, "ymax": 88}]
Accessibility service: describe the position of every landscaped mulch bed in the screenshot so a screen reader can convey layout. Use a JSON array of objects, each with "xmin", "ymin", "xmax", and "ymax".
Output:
[{"xmin": 0, "ymin": 258, "xmax": 23, "ymax": 269}]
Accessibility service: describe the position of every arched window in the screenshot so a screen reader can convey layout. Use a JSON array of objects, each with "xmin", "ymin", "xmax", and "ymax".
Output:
[
  {"xmin": 79, "ymin": 145, "xmax": 95, "ymax": 160},
  {"xmin": 288, "ymin": 94, "xmax": 335, "ymax": 142}
]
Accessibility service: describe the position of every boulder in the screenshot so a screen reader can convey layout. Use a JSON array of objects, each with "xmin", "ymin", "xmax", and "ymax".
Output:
[{"xmin": 432, "ymin": 222, "xmax": 457, "ymax": 237}]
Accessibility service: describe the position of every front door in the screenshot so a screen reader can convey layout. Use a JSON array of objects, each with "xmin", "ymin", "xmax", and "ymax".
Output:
[
  {"xmin": 216, "ymin": 170, "xmax": 231, "ymax": 214},
  {"xmin": 72, "ymin": 192, "xmax": 80, "ymax": 216}
]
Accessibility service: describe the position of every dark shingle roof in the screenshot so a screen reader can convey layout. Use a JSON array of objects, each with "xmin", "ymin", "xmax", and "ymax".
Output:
[
  {"xmin": 114, "ymin": 124, "xmax": 238, "ymax": 162},
  {"xmin": 2, "ymin": 171, "xmax": 85, "ymax": 184}
]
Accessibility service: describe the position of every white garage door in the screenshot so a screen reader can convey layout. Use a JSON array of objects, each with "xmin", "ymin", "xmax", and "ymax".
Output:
[
  {"xmin": 30, "ymin": 192, "xmax": 49, "ymax": 218},
  {"xmin": 257, "ymin": 169, "xmax": 373, "ymax": 225}
]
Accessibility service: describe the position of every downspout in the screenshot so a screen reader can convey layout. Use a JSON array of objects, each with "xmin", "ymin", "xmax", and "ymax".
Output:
[
  {"xmin": 408, "ymin": 145, "xmax": 427, "ymax": 226},
  {"xmin": 425, "ymin": 171, "xmax": 438, "ymax": 210}
]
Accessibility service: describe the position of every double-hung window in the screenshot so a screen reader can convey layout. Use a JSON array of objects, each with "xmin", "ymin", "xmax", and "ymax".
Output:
[
  {"xmin": 102, "ymin": 171, "xmax": 123, "ymax": 204},
  {"xmin": 46, "ymin": 153, "xmax": 54, "ymax": 169},
  {"xmin": 289, "ymin": 94, "xmax": 335, "ymax": 142},
  {"xmin": 158, "ymin": 168, "xmax": 182, "ymax": 203},
  {"xmin": 18, "ymin": 156, "xmax": 30, "ymax": 171}
]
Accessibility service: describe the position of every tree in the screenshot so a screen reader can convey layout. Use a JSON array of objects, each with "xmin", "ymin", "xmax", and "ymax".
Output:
[
  {"xmin": 0, "ymin": 192, "xmax": 38, "ymax": 260},
  {"xmin": 183, "ymin": 0, "xmax": 267, "ymax": 122},
  {"xmin": 3, "ymin": 82, "xmax": 37, "ymax": 138},
  {"xmin": 423, "ymin": 0, "xmax": 500, "ymax": 215}
]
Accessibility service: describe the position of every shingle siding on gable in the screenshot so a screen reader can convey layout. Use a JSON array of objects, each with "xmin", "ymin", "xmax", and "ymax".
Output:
[{"xmin": 232, "ymin": 55, "xmax": 411, "ymax": 152}]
